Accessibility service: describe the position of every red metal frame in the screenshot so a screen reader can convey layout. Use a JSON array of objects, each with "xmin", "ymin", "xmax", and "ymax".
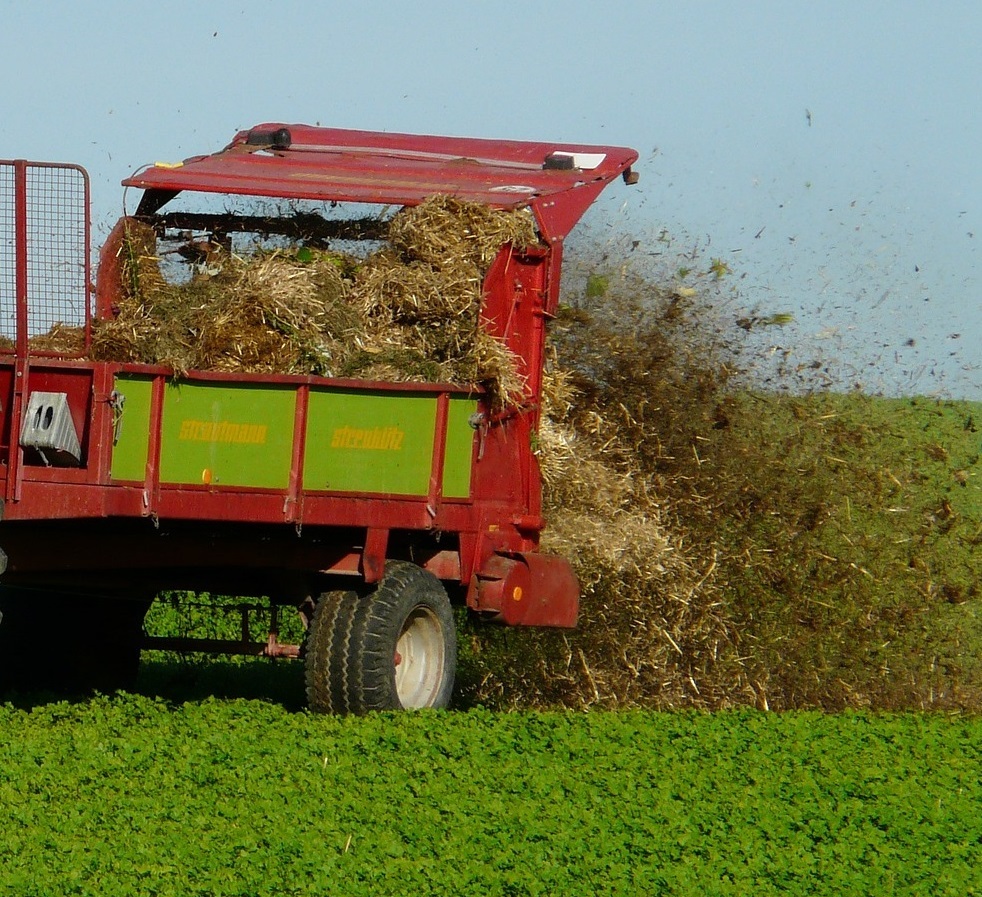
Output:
[{"xmin": 0, "ymin": 127, "xmax": 638, "ymax": 632}]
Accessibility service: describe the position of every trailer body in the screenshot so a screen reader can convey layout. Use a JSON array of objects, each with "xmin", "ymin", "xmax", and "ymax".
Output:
[{"xmin": 0, "ymin": 126, "xmax": 637, "ymax": 708}]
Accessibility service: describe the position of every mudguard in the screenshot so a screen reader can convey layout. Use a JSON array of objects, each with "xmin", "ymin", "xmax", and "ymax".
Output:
[{"xmin": 472, "ymin": 552, "xmax": 578, "ymax": 628}]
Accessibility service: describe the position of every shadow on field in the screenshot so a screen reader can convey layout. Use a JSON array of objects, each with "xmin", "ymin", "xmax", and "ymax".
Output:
[
  {"xmin": 0, "ymin": 652, "xmax": 493, "ymax": 714},
  {"xmin": 0, "ymin": 657, "xmax": 308, "ymax": 713},
  {"xmin": 134, "ymin": 655, "xmax": 309, "ymax": 710}
]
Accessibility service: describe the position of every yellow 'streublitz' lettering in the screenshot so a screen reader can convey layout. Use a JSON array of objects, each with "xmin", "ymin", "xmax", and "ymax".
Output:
[
  {"xmin": 330, "ymin": 425, "xmax": 405, "ymax": 451},
  {"xmin": 179, "ymin": 420, "xmax": 269, "ymax": 445}
]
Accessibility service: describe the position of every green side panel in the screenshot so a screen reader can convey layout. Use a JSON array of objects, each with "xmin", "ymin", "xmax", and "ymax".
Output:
[
  {"xmin": 442, "ymin": 396, "xmax": 477, "ymax": 499},
  {"xmin": 303, "ymin": 390, "xmax": 437, "ymax": 496},
  {"xmin": 110, "ymin": 375, "xmax": 154, "ymax": 482},
  {"xmin": 160, "ymin": 382, "xmax": 296, "ymax": 489}
]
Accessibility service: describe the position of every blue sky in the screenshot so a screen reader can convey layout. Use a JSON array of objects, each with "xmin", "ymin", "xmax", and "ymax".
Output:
[{"xmin": 2, "ymin": 1, "xmax": 979, "ymax": 397}]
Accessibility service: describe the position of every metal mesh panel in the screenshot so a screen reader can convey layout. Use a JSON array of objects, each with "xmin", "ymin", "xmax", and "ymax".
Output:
[
  {"xmin": 0, "ymin": 164, "xmax": 15, "ymax": 340},
  {"xmin": 26, "ymin": 164, "xmax": 89, "ymax": 339},
  {"xmin": 0, "ymin": 161, "xmax": 90, "ymax": 350}
]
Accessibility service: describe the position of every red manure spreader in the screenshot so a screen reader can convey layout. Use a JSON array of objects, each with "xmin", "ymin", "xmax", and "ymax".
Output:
[{"xmin": 0, "ymin": 125, "xmax": 637, "ymax": 710}]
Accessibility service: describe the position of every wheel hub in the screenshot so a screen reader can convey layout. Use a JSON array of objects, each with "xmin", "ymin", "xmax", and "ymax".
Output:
[{"xmin": 393, "ymin": 605, "xmax": 446, "ymax": 709}]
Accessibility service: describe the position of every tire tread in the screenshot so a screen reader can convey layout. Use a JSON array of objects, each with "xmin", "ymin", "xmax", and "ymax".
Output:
[{"xmin": 304, "ymin": 563, "xmax": 456, "ymax": 714}]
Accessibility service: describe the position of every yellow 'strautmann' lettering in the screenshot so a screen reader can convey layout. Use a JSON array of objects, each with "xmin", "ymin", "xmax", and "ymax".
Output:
[{"xmin": 178, "ymin": 420, "xmax": 268, "ymax": 445}]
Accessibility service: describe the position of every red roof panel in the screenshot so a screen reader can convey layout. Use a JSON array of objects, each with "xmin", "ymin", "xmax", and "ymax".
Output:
[{"xmin": 123, "ymin": 124, "xmax": 639, "ymax": 240}]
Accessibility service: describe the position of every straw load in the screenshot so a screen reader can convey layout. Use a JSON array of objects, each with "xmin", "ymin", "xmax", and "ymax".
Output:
[{"xmin": 89, "ymin": 195, "xmax": 539, "ymax": 405}]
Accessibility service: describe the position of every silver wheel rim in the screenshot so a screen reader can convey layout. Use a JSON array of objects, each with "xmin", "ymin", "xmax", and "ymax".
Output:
[{"xmin": 393, "ymin": 605, "xmax": 446, "ymax": 709}]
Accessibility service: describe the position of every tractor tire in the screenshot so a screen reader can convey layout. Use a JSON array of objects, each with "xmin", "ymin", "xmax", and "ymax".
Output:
[{"xmin": 305, "ymin": 562, "xmax": 456, "ymax": 714}]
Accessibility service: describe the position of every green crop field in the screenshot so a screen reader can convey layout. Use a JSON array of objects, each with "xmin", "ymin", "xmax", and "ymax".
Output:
[{"xmin": 0, "ymin": 698, "xmax": 979, "ymax": 896}]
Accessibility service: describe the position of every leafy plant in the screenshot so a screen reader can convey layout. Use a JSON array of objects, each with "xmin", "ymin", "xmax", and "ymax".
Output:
[{"xmin": 0, "ymin": 700, "xmax": 978, "ymax": 896}]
